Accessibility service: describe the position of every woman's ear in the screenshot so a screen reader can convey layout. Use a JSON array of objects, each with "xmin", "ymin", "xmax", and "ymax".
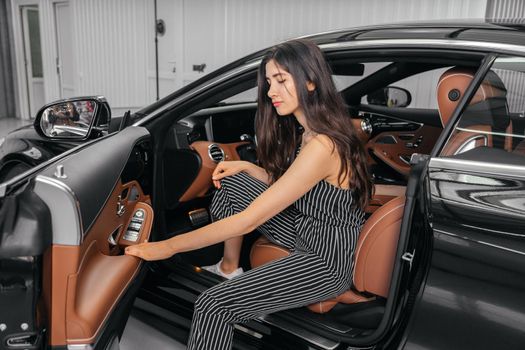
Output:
[{"xmin": 306, "ymin": 81, "xmax": 316, "ymax": 92}]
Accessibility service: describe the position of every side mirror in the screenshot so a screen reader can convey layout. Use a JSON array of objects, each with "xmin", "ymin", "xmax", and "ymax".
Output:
[
  {"xmin": 366, "ymin": 86, "xmax": 412, "ymax": 108},
  {"xmin": 34, "ymin": 96, "xmax": 111, "ymax": 140}
]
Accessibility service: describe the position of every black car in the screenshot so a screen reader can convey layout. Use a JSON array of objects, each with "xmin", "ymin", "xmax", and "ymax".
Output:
[{"xmin": 1, "ymin": 21, "xmax": 525, "ymax": 350}]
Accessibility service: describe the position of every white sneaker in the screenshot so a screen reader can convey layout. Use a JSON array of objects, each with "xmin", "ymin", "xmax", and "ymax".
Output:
[{"xmin": 202, "ymin": 259, "xmax": 243, "ymax": 279}]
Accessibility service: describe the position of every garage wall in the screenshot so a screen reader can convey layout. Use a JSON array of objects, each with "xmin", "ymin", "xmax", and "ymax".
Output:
[
  {"xmin": 13, "ymin": 0, "xmax": 490, "ymax": 117},
  {"xmin": 486, "ymin": 0, "xmax": 525, "ymax": 20},
  {"xmin": 485, "ymin": 0, "xmax": 525, "ymax": 113},
  {"xmin": 184, "ymin": 0, "xmax": 487, "ymax": 111},
  {"xmin": 0, "ymin": 0, "xmax": 17, "ymax": 119},
  {"xmin": 182, "ymin": 0, "xmax": 488, "ymax": 86},
  {"xmin": 222, "ymin": 0, "xmax": 487, "ymax": 63},
  {"xmin": 72, "ymin": 0, "xmax": 150, "ymax": 112}
]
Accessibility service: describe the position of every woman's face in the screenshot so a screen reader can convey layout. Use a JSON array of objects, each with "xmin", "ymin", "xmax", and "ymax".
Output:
[{"xmin": 265, "ymin": 59, "xmax": 302, "ymax": 117}]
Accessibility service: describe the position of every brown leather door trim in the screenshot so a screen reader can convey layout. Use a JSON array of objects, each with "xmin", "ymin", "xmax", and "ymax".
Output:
[
  {"xmin": 43, "ymin": 245, "xmax": 81, "ymax": 346},
  {"xmin": 367, "ymin": 125, "xmax": 442, "ymax": 176},
  {"xmin": 66, "ymin": 202, "xmax": 153, "ymax": 344},
  {"xmin": 44, "ymin": 179, "xmax": 153, "ymax": 346},
  {"xmin": 65, "ymin": 242, "xmax": 142, "ymax": 343}
]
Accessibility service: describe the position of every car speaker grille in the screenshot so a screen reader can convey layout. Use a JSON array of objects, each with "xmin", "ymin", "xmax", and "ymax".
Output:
[{"xmin": 208, "ymin": 144, "xmax": 225, "ymax": 162}]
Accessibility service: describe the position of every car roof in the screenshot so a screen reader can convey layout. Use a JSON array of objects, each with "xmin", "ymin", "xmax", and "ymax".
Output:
[
  {"xmin": 135, "ymin": 20, "xmax": 525, "ymax": 118},
  {"xmin": 302, "ymin": 20, "xmax": 525, "ymax": 47}
]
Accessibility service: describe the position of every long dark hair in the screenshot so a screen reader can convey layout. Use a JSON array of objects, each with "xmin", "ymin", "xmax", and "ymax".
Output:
[{"xmin": 255, "ymin": 39, "xmax": 372, "ymax": 209}]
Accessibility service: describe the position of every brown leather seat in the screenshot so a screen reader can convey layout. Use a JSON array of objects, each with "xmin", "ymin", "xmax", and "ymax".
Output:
[
  {"xmin": 437, "ymin": 67, "xmax": 512, "ymax": 156},
  {"xmin": 250, "ymin": 196, "xmax": 406, "ymax": 314}
]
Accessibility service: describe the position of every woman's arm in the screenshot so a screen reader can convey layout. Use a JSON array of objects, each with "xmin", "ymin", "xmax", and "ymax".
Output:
[
  {"xmin": 126, "ymin": 135, "xmax": 337, "ymax": 261},
  {"xmin": 212, "ymin": 161, "xmax": 271, "ymax": 188},
  {"xmin": 243, "ymin": 162, "xmax": 271, "ymax": 184}
]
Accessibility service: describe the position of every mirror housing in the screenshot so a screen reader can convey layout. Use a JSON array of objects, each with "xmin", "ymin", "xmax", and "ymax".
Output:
[
  {"xmin": 34, "ymin": 96, "xmax": 111, "ymax": 140},
  {"xmin": 367, "ymin": 86, "xmax": 412, "ymax": 108}
]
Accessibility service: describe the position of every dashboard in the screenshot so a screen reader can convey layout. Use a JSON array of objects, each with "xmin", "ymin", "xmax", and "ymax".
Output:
[
  {"xmin": 166, "ymin": 103, "xmax": 441, "ymax": 208},
  {"xmin": 173, "ymin": 103, "xmax": 257, "ymax": 149}
]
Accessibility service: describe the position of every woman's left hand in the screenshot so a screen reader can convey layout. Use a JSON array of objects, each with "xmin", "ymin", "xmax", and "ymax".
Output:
[{"xmin": 125, "ymin": 241, "xmax": 175, "ymax": 261}]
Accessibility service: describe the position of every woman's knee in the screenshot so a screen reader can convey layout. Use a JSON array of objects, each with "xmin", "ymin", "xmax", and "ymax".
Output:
[
  {"xmin": 210, "ymin": 173, "xmax": 254, "ymax": 218},
  {"xmin": 219, "ymin": 172, "xmax": 250, "ymax": 190},
  {"xmin": 194, "ymin": 289, "xmax": 234, "ymax": 320}
]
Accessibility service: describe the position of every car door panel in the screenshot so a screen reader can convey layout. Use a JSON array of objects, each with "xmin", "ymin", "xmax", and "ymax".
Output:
[
  {"xmin": 37, "ymin": 128, "xmax": 150, "ymax": 235},
  {"xmin": 367, "ymin": 125, "xmax": 442, "ymax": 176},
  {"xmin": 65, "ymin": 184, "xmax": 152, "ymax": 344},
  {"xmin": 65, "ymin": 244, "xmax": 140, "ymax": 344},
  {"xmin": 34, "ymin": 127, "xmax": 153, "ymax": 347},
  {"xmin": 43, "ymin": 245, "xmax": 80, "ymax": 346},
  {"xmin": 403, "ymin": 152, "xmax": 525, "ymax": 349}
]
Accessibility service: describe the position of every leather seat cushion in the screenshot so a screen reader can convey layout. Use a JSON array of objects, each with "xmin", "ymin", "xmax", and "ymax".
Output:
[{"xmin": 250, "ymin": 236, "xmax": 372, "ymax": 314}]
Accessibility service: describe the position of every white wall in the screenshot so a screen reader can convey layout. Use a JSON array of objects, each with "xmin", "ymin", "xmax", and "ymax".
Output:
[
  {"xmin": 72, "ymin": 0, "xmax": 150, "ymax": 115},
  {"xmin": 13, "ymin": 0, "xmax": 489, "ymax": 118},
  {"xmin": 220, "ymin": 0, "xmax": 487, "ymax": 63},
  {"xmin": 486, "ymin": 0, "xmax": 525, "ymax": 20}
]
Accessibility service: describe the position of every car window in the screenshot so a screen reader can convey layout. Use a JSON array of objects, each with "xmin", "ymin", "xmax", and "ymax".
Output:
[
  {"xmin": 221, "ymin": 86, "xmax": 258, "ymax": 104},
  {"xmin": 221, "ymin": 62, "xmax": 390, "ymax": 105},
  {"xmin": 440, "ymin": 57, "xmax": 525, "ymax": 162},
  {"xmin": 363, "ymin": 67, "xmax": 451, "ymax": 109},
  {"xmin": 332, "ymin": 62, "xmax": 390, "ymax": 90}
]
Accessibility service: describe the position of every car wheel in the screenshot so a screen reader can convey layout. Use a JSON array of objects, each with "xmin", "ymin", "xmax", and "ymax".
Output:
[{"xmin": 0, "ymin": 162, "xmax": 32, "ymax": 182}]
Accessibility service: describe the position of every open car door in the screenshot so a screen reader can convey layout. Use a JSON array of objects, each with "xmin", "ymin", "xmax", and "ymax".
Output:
[
  {"xmin": 402, "ymin": 56, "xmax": 525, "ymax": 349},
  {"xmin": 0, "ymin": 126, "xmax": 153, "ymax": 350}
]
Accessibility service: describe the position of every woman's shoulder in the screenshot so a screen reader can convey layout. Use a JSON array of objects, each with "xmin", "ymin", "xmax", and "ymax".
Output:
[{"xmin": 310, "ymin": 134, "xmax": 336, "ymax": 154}]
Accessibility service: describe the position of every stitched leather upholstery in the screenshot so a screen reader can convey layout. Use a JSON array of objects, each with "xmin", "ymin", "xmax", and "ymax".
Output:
[
  {"xmin": 437, "ymin": 67, "xmax": 512, "ymax": 156},
  {"xmin": 250, "ymin": 196, "xmax": 406, "ymax": 314}
]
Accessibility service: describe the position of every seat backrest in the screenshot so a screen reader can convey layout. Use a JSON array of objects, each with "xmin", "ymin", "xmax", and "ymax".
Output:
[
  {"xmin": 352, "ymin": 196, "xmax": 405, "ymax": 298},
  {"xmin": 437, "ymin": 67, "xmax": 512, "ymax": 156}
]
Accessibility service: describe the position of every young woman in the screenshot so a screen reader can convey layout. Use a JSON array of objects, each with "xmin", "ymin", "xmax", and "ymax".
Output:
[{"xmin": 125, "ymin": 39, "xmax": 372, "ymax": 350}]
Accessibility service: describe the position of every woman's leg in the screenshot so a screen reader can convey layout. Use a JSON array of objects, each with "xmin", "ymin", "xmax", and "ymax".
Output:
[
  {"xmin": 208, "ymin": 172, "xmax": 299, "ymax": 273},
  {"xmin": 220, "ymin": 237, "xmax": 243, "ymax": 273},
  {"xmin": 188, "ymin": 253, "xmax": 349, "ymax": 350}
]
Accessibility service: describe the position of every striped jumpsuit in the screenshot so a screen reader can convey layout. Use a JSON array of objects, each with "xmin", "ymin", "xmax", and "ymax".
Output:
[{"xmin": 187, "ymin": 172, "xmax": 365, "ymax": 349}]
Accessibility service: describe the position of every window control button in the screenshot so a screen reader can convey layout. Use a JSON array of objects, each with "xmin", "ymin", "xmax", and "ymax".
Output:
[
  {"xmin": 129, "ymin": 222, "xmax": 142, "ymax": 231},
  {"xmin": 124, "ymin": 231, "xmax": 139, "ymax": 242}
]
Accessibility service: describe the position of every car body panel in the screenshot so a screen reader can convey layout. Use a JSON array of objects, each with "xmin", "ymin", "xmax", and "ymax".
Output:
[
  {"xmin": 404, "ymin": 154, "xmax": 525, "ymax": 349},
  {"xmin": 11, "ymin": 127, "xmax": 154, "ymax": 348}
]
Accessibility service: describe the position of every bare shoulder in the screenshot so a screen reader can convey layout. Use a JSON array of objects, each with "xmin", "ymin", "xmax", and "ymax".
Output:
[
  {"xmin": 309, "ymin": 134, "xmax": 336, "ymax": 155},
  {"xmin": 307, "ymin": 134, "xmax": 349, "ymax": 187}
]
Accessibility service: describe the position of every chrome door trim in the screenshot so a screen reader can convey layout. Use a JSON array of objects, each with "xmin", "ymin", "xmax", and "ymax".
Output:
[
  {"xmin": 429, "ymin": 157, "xmax": 525, "ymax": 180},
  {"xmin": 320, "ymin": 38, "xmax": 525, "ymax": 55},
  {"xmin": 34, "ymin": 175, "xmax": 83, "ymax": 245}
]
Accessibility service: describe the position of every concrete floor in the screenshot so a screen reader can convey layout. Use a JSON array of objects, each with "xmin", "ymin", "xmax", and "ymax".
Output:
[
  {"xmin": 121, "ymin": 315, "xmax": 186, "ymax": 350},
  {"xmin": 0, "ymin": 117, "xmax": 31, "ymax": 138}
]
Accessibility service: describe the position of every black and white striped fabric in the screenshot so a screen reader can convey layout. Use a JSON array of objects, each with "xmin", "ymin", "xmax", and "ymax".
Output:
[{"xmin": 187, "ymin": 172, "xmax": 365, "ymax": 350}]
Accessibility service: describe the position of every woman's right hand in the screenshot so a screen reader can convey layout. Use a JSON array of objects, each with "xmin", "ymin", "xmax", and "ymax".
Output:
[{"xmin": 212, "ymin": 161, "xmax": 250, "ymax": 188}]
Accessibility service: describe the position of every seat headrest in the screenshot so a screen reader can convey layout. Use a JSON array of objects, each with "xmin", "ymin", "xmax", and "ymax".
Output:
[
  {"xmin": 437, "ymin": 67, "xmax": 507, "ymax": 127},
  {"xmin": 353, "ymin": 196, "xmax": 405, "ymax": 298}
]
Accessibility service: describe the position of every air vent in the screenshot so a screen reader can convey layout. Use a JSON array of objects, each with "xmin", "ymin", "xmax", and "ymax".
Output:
[{"xmin": 208, "ymin": 143, "xmax": 225, "ymax": 162}]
